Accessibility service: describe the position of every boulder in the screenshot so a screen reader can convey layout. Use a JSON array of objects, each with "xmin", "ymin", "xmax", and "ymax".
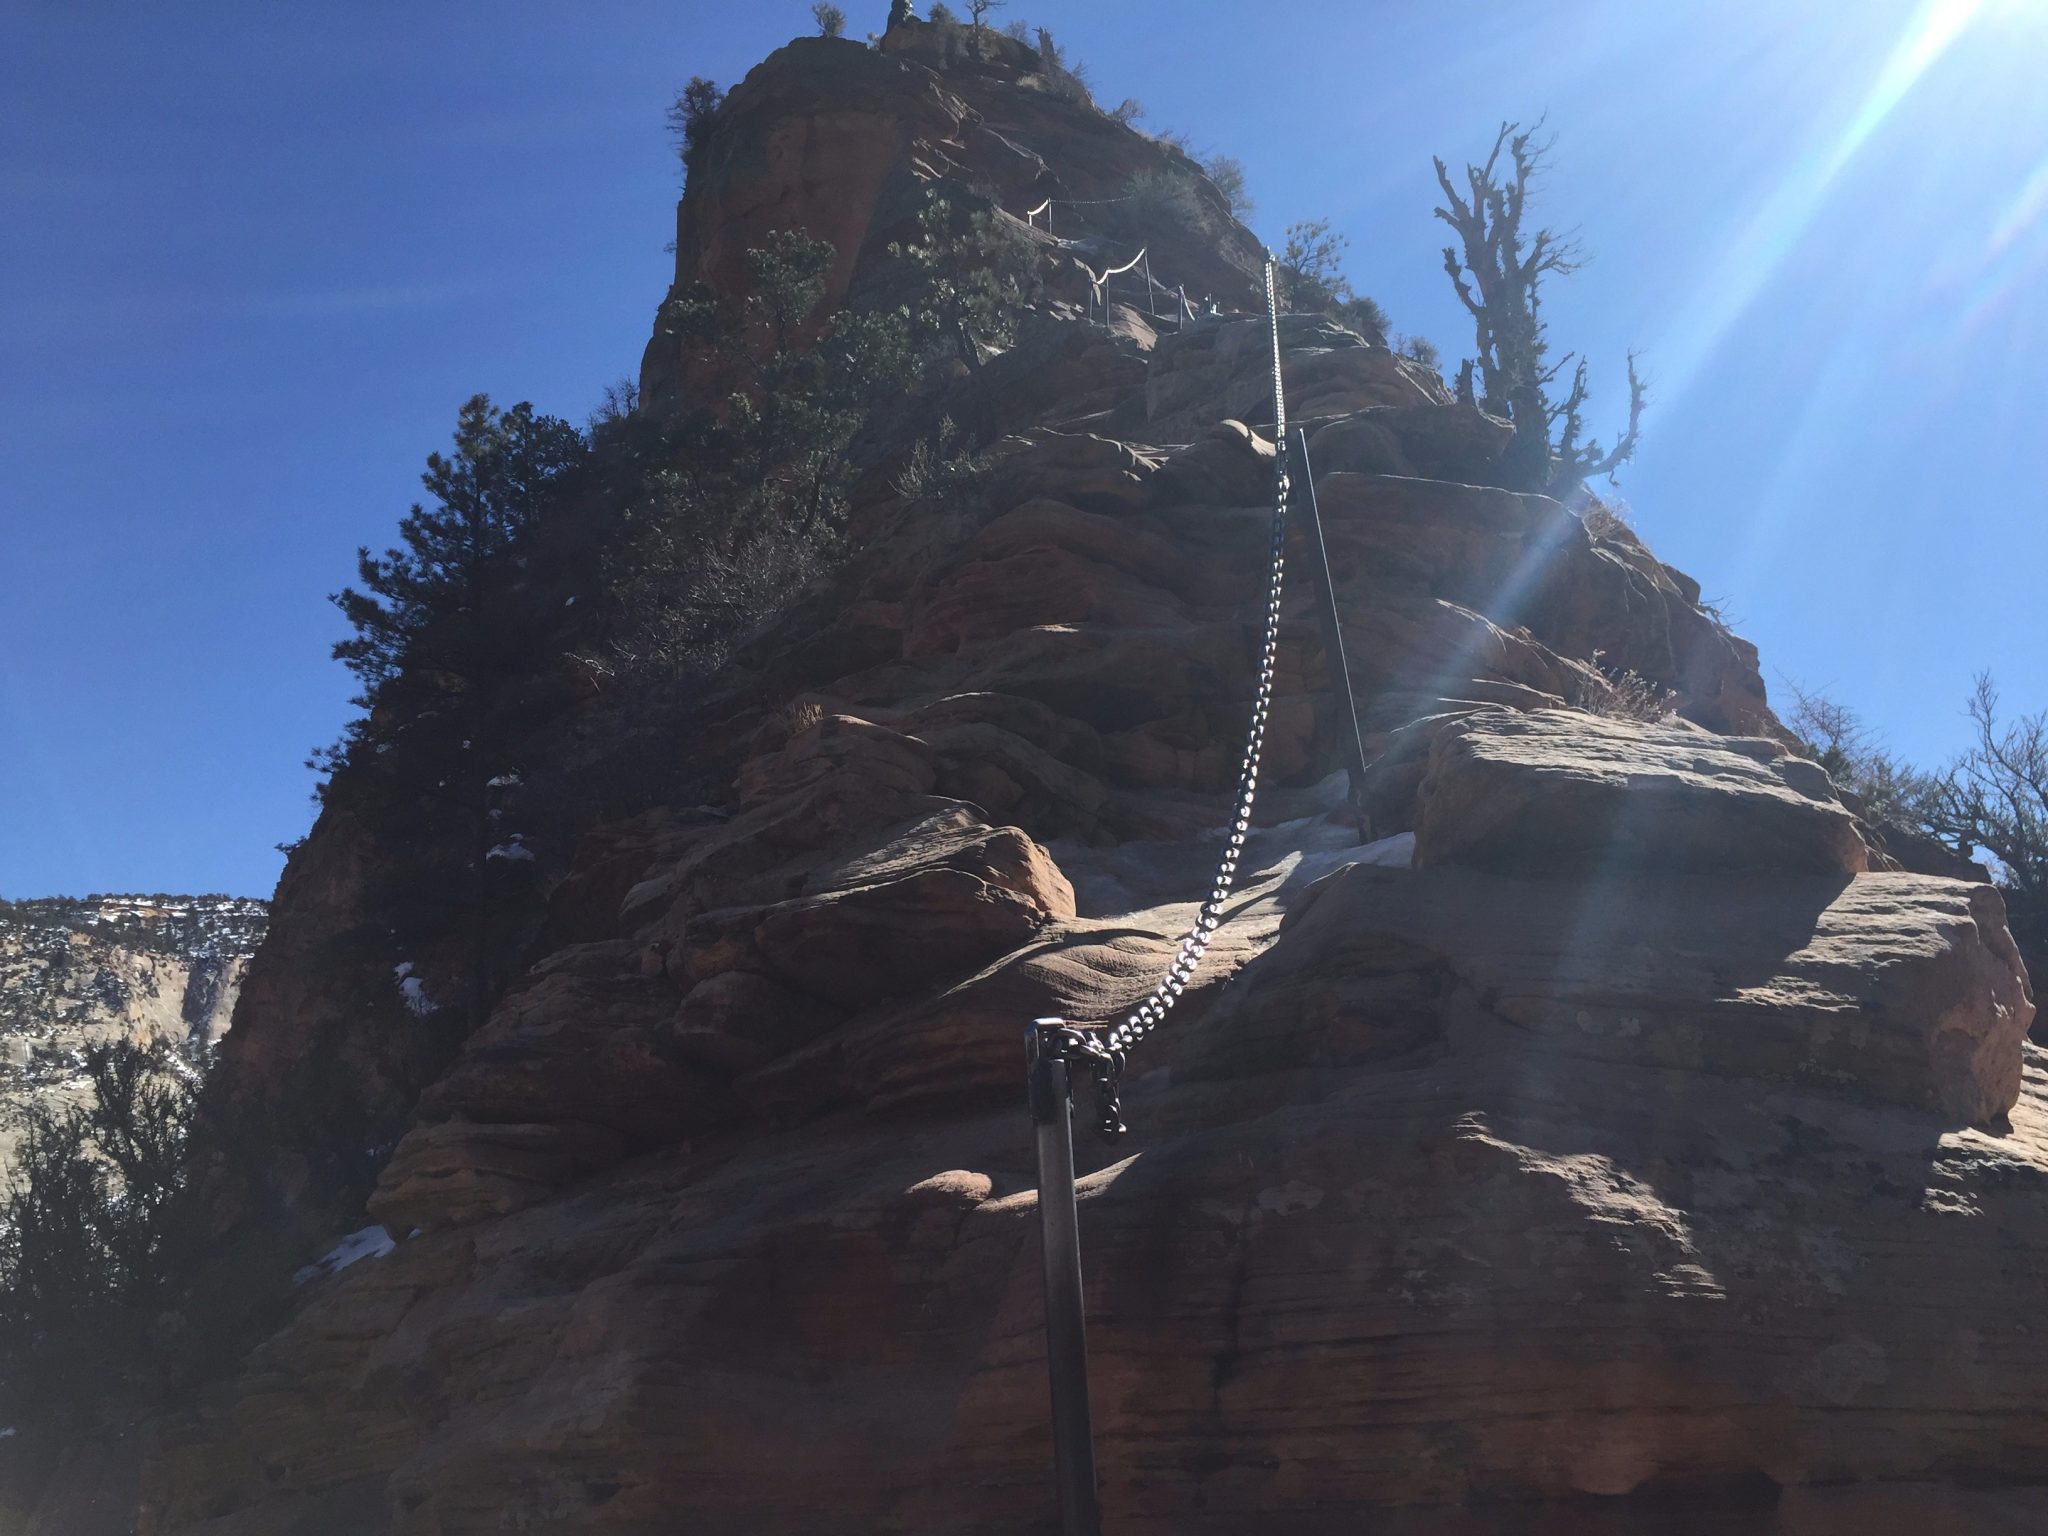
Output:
[
  {"xmin": 1209, "ymin": 858, "xmax": 2034, "ymax": 1125},
  {"xmin": 680, "ymin": 811, "xmax": 1073, "ymax": 1009},
  {"xmin": 1416, "ymin": 710, "xmax": 1873, "ymax": 876}
]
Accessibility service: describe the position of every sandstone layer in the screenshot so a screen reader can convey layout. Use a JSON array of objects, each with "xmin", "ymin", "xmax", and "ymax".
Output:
[{"xmin": 123, "ymin": 19, "xmax": 2046, "ymax": 1536}]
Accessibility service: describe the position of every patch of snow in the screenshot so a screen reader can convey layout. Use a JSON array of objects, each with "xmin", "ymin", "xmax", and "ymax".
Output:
[
  {"xmin": 394, "ymin": 964, "xmax": 436, "ymax": 1016},
  {"xmin": 1354, "ymin": 831, "xmax": 1416, "ymax": 868},
  {"xmin": 292, "ymin": 1224, "xmax": 395, "ymax": 1286},
  {"xmin": 486, "ymin": 773, "xmax": 522, "ymax": 789},
  {"xmin": 485, "ymin": 838, "xmax": 535, "ymax": 863},
  {"xmin": 0, "ymin": 1427, "xmax": 15, "ymax": 1439},
  {"xmin": 563, "ymin": 596, "xmax": 577, "ymax": 607}
]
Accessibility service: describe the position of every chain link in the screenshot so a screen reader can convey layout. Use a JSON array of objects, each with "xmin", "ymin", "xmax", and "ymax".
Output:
[{"xmin": 1075, "ymin": 258, "xmax": 1291, "ymax": 1135}]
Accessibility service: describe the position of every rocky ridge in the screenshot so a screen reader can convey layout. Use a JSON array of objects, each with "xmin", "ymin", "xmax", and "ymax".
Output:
[{"xmin": 126, "ymin": 18, "xmax": 2044, "ymax": 1536}]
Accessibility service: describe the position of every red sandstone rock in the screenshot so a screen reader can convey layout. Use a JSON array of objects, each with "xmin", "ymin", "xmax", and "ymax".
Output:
[
  {"xmin": 1416, "ymin": 710, "xmax": 1873, "ymax": 876},
  {"xmin": 143, "ymin": 25, "xmax": 2048, "ymax": 1536}
]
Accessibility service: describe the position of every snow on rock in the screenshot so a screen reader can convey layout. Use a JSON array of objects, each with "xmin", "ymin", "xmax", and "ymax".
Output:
[
  {"xmin": 1354, "ymin": 831, "xmax": 1416, "ymax": 868},
  {"xmin": 292, "ymin": 1224, "xmax": 395, "ymax": 1286},
  {"xmin": 486, "ymin": 838, "xmax": 535, "ymax": 863},
  {"xmin": 394, "ymin": 962, "xmax": 437, "ymax": 1017}
]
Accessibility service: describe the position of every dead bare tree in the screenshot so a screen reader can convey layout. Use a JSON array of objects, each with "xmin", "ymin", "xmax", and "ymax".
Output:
[
  {"xmin": 1917, "ymin": 674, "xmax": 2048, "ymax": 960},
  {"xmin": 1434, "ymin": 120, "xmax": 1645, "ymax": 497}
]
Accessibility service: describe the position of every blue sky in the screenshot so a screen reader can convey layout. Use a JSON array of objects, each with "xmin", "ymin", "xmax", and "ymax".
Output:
[{"xmin": 4, "ymin": 0, "xmax": 2045, "ymax": 898}]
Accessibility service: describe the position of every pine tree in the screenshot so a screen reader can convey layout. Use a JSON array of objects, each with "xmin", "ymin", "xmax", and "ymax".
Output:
[
  {"xmin": 331, "ymin": 395, "xmax": 585, "ymax": 699},
  {"xmin": 324, "ymin": 396, "xmax": 585, "ymax": 1031}
]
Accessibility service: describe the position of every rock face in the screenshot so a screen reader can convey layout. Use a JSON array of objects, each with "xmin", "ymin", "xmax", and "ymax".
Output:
[
  {"xmin": 127, "ymin": 22, "xmax": 2047, "ymax": 1536},
  {"xmin": 0, "ymin": 894, "xmax": 265, "ymax": 1174},
  {"xmin": 642, "ymin": 25, "xmax": 1265, "ymax": 411}
]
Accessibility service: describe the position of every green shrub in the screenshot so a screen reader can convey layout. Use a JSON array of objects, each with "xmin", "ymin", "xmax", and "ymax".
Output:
[
  {"xmin": 891, "ymin": 195, "xmax": 1044, "ymax": 370},
  {"xmin": 0, "ymin": 1042, "xmax": 204, "ymax": 1418},
  {"xmin": 892, "ymin": 417, "xmax": 993, "ymax": 503},
  {"xmin": 615, "ymin": 229, "xmax": 920, "ymax": 677},
  {"xmin": 1202, "ymin": 153, "xmax": 1252, "ymax": 216}
]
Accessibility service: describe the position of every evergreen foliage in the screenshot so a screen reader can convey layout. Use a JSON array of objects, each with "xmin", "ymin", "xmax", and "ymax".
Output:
[
  {"xmin": 812, "ymin": 2, "xmax": 847, "ymax": 36},
  {"xmin": 618, "ymin": 228, "xmax": 919, "ymax": 674},
  {"xmin": 328, "ymin": 397, "xmax": 586, "ymax": 699},
  {"xmin": 0, "ymin": 1042, "xmax": 204, "ymax": 1418},
  {"xmin": 1202, "ymin": 153, "xmax": 1252, "ymax": 216},
  {"xmin": 316, "ymin": 397, "xmax": 585, "ymax": 1034},
  {"xmin": 891, "ymin": 196, "xmax": 1043, "ymax": 371},
  {"xmin": 1280, "ymin": 218, "xmax": 1389, "ymax": 341},
  {"xmin": 667, "ymin": 76, "xmax": 725, "ymax": 173}
]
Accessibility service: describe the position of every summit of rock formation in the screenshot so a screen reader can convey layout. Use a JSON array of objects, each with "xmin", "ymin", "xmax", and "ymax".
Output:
[{"xmin": 63, "ymin": 19, "xmax": 2046, "ymax": 1536}]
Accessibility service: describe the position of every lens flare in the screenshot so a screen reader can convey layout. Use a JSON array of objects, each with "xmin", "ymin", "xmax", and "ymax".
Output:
[{"xmin": 1655, "ymin": 0, "xmax": 1988, "ymax": 412}]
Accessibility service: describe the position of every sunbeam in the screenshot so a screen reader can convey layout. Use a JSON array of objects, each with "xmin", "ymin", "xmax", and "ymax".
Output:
[{"xmin": 1652, "ymin": 0, "xmax": 1989, "ymax": 416}]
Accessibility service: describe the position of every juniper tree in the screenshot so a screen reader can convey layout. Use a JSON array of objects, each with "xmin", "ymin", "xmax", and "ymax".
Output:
[
  {"xmin": 1433, "ymin": 120, "xmax": 1645, "ymax": 497},
  {"xmin": 812, "ymin": 2, "xmax": 847, "ymax": 35}
]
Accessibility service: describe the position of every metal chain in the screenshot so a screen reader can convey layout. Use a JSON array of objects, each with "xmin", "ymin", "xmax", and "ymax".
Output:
[{"xmin": 1073, "ymin": 257, "xmax": 1292, "ymax": 1140}]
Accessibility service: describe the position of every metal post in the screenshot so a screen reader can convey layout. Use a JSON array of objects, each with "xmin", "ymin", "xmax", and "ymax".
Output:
[
  {"xmin": 1294, "ymin": 430, "xmax": 1373, "ymax": 842},
  {"xmin": 1142, "ymin": 251, "xmax": 1155, "ymax": 318},
  {"xmin": 1027, "ymin": 1019, "xmax": 1102, "ymax": 1536}
]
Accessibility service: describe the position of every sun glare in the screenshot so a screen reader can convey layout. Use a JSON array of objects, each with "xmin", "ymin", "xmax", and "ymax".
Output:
[{"xmin": 1654, "ymin": 0, "xmax": 1996, "ymax": 414}]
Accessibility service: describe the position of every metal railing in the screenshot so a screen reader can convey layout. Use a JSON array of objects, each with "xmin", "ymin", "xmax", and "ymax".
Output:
[{"xmin": 1024, "ymin": 253, "xmax": 1371, "ymax": 1535}]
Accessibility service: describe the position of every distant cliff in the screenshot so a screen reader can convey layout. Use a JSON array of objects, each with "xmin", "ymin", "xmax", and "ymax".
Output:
[{"xmin": 0, "ymin": 894, "xmax": 266, "ymax": 1169}]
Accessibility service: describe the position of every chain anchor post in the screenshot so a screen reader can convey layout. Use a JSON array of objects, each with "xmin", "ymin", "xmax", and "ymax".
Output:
[{"xmin": 1027, "ymin": 1018, "xmax": 1104, "ymax": 1536}]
